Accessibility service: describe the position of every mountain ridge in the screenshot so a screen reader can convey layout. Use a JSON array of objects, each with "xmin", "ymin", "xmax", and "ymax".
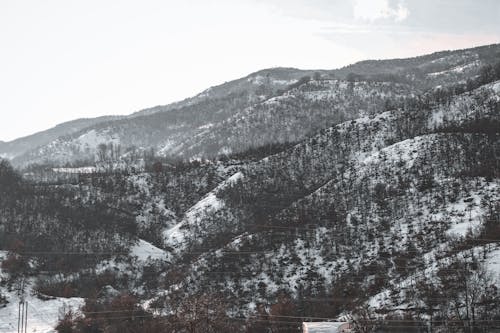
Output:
[
  {"xmin": 0, "ymin": 44, "xmax": 499, "ymax": 332},
  {"xmin": 4, "ymin": 43, "xmax": 499, "ymax": 168}
]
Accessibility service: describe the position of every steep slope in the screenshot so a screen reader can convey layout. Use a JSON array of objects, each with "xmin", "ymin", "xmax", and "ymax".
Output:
[
  {"xmin": 0, "ymin": 46, "xmax": 499, "ymax": 333},
  {"xmin": 173, "ymin": 79, "xmax": 415, "ymax": 157},
  {"xmin": 151, "ymin": 80, "xmax": 499, "ymax": 321},
  {"xmin": 0, "ymin": 159, "xmax": 138, "ymax": 270}
]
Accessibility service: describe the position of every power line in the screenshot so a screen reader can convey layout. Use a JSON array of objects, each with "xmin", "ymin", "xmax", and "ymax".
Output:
[{"xmin": 4, "ymin": 237, "xmax": 499, "ymax": 257}]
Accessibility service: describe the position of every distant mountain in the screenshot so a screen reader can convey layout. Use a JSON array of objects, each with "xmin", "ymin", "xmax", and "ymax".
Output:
[
  {"xmin": 334, "ymin": 43, "xmax": 500, "ymax": 83},
  {"xmin": 0, "ymin": 116, "xmax": 123, "ymax": 160},
  {"xmin": 9, "ymin": 68, "xmax": 319, "ymax": 166},
  {"xmin": 5, "ymin": 44, "xmax": 500, "ymax": 168}
]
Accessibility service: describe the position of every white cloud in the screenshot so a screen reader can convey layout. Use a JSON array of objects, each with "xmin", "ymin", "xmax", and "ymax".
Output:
[{"xmin": 353, "ymin": 0, "xmax": 409, "ymax": 22}]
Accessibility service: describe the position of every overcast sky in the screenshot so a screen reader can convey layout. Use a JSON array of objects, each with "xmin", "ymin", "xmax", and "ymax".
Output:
[{"xmin": 1, "ymin": 0, "xmax": 499, "ymax": 141}]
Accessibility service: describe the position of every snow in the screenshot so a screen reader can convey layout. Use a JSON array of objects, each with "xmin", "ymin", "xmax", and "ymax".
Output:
[
  {"xmin": 428, "ymin": 82, "xmax": 499, "ymax": 129},
  {"xmin": 442, "ymin": 182, "xmax": 497, "ymax": 238},
  {"xmin": 218, "ymin": 146, "xmax": 232, "ymax": 155},
  {"xmin": 197, "ymin": 123, "xmax": 214, "ymax": 130},
  {"xmin": 263, "ymin": 94, "xmax": 289, "ymax": 106},
  {"xmin": 130, "ymin": 239, "xmax": 168, "ymax": 262},
  {"xmin": 76, "ymin": 129, "xmax": 119, "ymax": 149},
  {"xmin": 52, "ymin": 167, "xmax": 97, "ymax": 174},
  {"xmin": 0, "ymin": 287, "xmax": 83, "ymax": 333},
  {"xmin": 359, "ymin": 135, "xmax": 428, "ymax": 169},
  {"xmin": 492, "ymin": 81, "xmax": 500, "ymax": 93},
  {"xmin": 163, "ymin": 192, "xmax": 221, "ymax": 247},
  {"xmin": 428, "ymin": 109, "xmax": 444, "ymax": 128},
  {"xmin": 129, "ymin": 174, "xmax": 151, "ymax": 196},
  {"xmin": 303, "ymin": 322, "xmax": 350, "ymax": 333},
  {"xmin": 450, "ymin": 60, "xmax": 480, "ymax": 73},
  {"xmin": 163, "ymin": 172, "xmax": 243, "ymax": 251},
  {"xmin": 485, "ymin": 248, "xmax": 500, "ymax": 278},
  {"xmin": 446, "ymin": 219, "xmax": 477, "ymax": 238},
  {"xmin": 247, "ymin": 75, "xmax": 295, "ymax": 86},
  {"xmin": 427, "ymin": 60, "xmax": 480, "ymax": 77},
  {"xmin": 196, "ymin": 87, "xmax": 213, "ymax": 98},
  {"xmin": 163, "ymin": 187, "xmax": 227, "ymax": 249},
  {"xmin": 367, "ymin": 242, "xmax": 500, "ymax": 313},
  {"xmin": 271, "ymin": 78, "xmax": 296, "ymax": 85},
  {"xmin": 158, "ymin": 140, "xmax": 177, "ymax": 154},
  {"xmin": 0, "ymin": 153, "xmax": 14, "ymax": 160}
]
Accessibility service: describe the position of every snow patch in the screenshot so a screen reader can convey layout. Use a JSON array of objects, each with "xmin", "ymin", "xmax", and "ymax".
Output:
[
  {"xmin": 130, "ymin": 239, "xmax": 168, "ymax": 262},
  {"xmin": 0, "ymin": 286, "xmax": 83, "ymax": 333},
  {"xmin": 76, "ymin": 129, "xmax": 119, "ymax": 149},
  {"xmin": 197, "ymin": 123, "xmax": 214, "ymax": 130},
  {"xmin": 52, "ymin": 166, "xmax": 97, "ymax": 174},
  {"xmin": 486, "ymin": 248, "xmax": 500, "ymax": 278},
  {"xmin": 491, "ymin": 81, "xmax": 500, "ymax": 93},
  {"xmin": 163, "ymin": 172, "xmax": 243, "ymax": 250}
]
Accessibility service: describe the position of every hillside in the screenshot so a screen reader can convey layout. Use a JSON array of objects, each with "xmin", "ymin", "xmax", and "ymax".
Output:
[
  {"xmin": 6, "ymin": 44, "xmax": 500, "ymax": 168},
  {"xmin": 9, "ymin": 68, "xmax": 314, "ymax": 167},
  {"xmin": 0, "ymin": 116, "xmax": 123, "ymax": 160},
  {"xmin": 0, "ymin": 45, "xmax": 499, "ymax": 333}
]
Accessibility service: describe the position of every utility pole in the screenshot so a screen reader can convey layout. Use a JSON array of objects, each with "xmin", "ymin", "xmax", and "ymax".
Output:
[
  {"xmin": 464, "ymin": 262, "xmax": 471, "ymax": 333},
  {"xmin": 25, "ymin": 301, "xmax": 28, "ymax": 333},
  {"xmin": 17, "ymin": 278, "xmax": 28, "ymax": 333}
]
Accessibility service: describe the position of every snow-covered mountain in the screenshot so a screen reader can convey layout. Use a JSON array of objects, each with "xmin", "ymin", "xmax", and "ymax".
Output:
[
  {"xmin": 6, "ymin": 44, "xmax": 500, "ymax": 168},
  {"xmin": 0, "ymin": 116, "xmax": 123, "ymax": 160},
  {"xmin": 156, "ymin": 80, "xmax": 499, "ymax": 313},
  {"xmin": 7, "ymin": 68, "xmax": 317, "ymax": 167},
  {"xmin": 0, "ymin": 44, "xmax": 499, "ymax": 332}
]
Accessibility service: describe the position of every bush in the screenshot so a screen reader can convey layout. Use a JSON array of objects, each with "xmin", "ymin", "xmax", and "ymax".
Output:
[
  {"xmin": 0, "ymin": 292, "xmax": 7, "ymax": 307},
  {"xmin": 1, "ymin": 254, "xmax": 28, "ymax": 278},
  {"xmin": 55, "ymin": 294, "xmax": 172, "ymax": 333},
  {"xmin": 55, "ymin": 310, "xmax": 77, "ymax": 333}
]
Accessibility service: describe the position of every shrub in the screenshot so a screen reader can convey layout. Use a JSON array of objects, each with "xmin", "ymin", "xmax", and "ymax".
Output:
[{"xmin": 1, "ymin": 254, "xmax": 28, "ymax": 278}]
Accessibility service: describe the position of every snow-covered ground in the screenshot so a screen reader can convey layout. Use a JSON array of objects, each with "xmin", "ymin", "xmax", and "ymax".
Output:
[
  {"xmin": 486, "ymin": 248, "xmax": 500, "ymax": 278},
  {"xmin": 303, "ymin": 321, "xmax": 350, "ymax": 333},
  {"xmin": 0, "ymin": 252, "xmax": 83, "ymax": 333},
  {"xmin": 163, "ymin": 172, "xmax": 243, "ymax": 252},
  {"xmin": 427, "ymin": 60, "xmax": 481, "ymax": 77},
  {"xmin": 0, "ymin": 239, "xmax": 170, "ymax": 333},
  {"xmin": 0, "ymin": 292, "xmax": 83, "ymax": 333},
  {"xmin": 52, "ymin": 166, "xmax": 97, "ymax": 174},
  {"xmin": 130, "ymin": 239, "xmax": 168, "ymax": 262},
  {"xmin": 0, "ymin": 289, "xmax": 83, "ymax": 333}
]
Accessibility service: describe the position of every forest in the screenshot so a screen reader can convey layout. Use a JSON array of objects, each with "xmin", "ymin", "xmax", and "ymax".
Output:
[{"xmin": 0, "ymin": 45, "xmax": 499, "ymax": 333}]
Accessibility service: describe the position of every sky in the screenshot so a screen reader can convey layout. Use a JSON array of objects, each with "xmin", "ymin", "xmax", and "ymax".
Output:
[{"xmin": 0, "ymin": 0, "xmax": 499, "ymax": 141}]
